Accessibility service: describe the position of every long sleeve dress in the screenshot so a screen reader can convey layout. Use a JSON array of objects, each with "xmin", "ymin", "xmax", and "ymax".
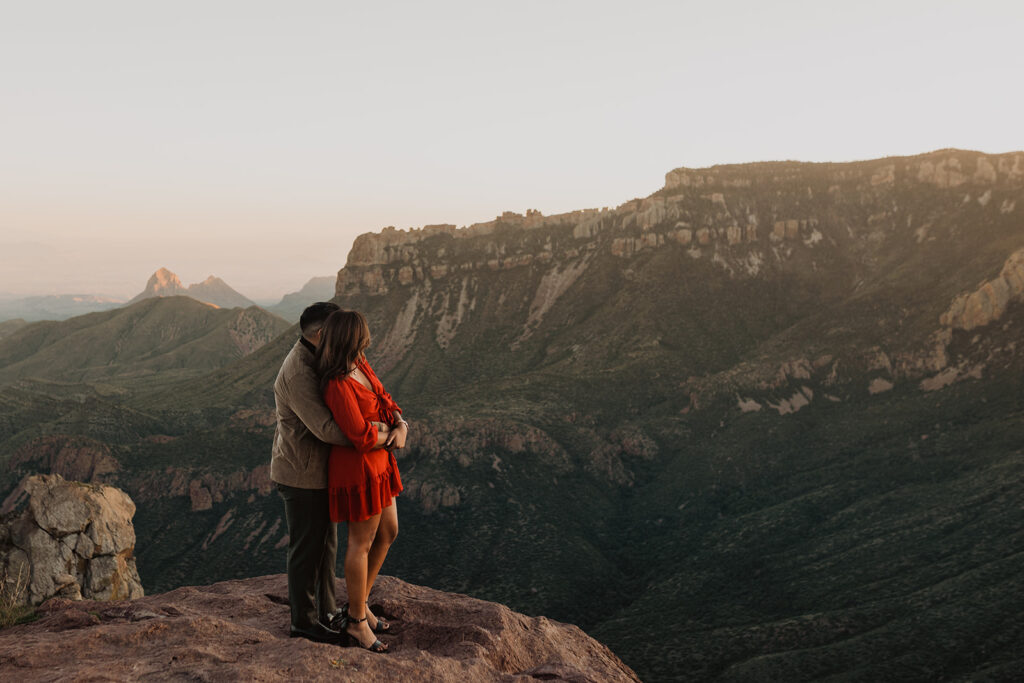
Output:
[{"xmin": 322, "ymin": 359, "xmax": 404, "ymax": 523}]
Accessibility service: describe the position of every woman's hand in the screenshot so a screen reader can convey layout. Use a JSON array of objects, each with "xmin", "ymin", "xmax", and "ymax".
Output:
[
  {"xmin": 385, "ymin": 421, "xmax": 408, "ymax": 450},
  {"xmin": 371, "ymin": 422, "xmax": 391, "ymax": 448}
]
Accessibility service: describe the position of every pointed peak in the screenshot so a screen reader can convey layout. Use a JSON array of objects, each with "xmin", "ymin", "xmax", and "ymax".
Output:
[
  {"xmin": 130, "ymin": 269, "xmax": 253, "ymax": 309},
  {"xmin": 129, "ymin": 268, "xmax": 186, "ymax": 304},
  {"xmin": 145, "ymin": 268, "xmax": 184, "ymax": 291}
]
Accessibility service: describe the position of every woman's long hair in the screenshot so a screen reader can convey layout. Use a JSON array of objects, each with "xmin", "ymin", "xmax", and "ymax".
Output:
[{"xmin": 315, "ymin": 309, "xmax": 371, "ymax": 393}]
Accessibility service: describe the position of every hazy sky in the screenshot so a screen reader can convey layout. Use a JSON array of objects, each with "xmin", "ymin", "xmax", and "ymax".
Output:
[{"xmin": 2, "ymin": 0, "xmax": 1021, "ymax": 300}]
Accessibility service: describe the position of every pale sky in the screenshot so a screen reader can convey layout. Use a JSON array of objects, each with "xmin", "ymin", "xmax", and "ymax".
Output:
[{"xmin": 2, "ymin": 0, "xmax": 1021, "ymax": 300}]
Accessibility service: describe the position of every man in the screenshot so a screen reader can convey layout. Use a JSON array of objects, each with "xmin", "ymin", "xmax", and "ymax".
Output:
[{"xmin": 271, "ymin": 301, "xmax": 351, "ymax": 643}]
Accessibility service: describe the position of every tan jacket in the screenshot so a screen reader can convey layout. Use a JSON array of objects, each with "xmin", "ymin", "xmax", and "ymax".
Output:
[{"xmin": 270, "ymin": 338, "xmax": 350, "ymax": 489}]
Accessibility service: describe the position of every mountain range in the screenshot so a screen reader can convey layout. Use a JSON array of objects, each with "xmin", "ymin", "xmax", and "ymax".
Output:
[
  {"xmin": 128, "ymin": 268, "xmax": 256, "ymax": 309},
  {"xmin": 1, "ymin": 149, "xmax": 1023, "ymax": 681},
  {"xmin": 0, "ymin": 294, "xmax": 125, "ymax": 322},
  {"xmin": 266, "ymin": 276, "xmax": 336, "ymax": 321},
  {"xmin": 0, "ymin": 270, "xmax": 336, "ymax": 323}
]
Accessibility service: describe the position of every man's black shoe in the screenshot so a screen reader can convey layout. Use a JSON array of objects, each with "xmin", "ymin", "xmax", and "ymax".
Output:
[
  {"xmin": 324, "ymin": 610, "xmax": 347, "ymax": 631},
  {"xmin": 289, "ymin": 622, "xmax": 343, "ymax": 644}
]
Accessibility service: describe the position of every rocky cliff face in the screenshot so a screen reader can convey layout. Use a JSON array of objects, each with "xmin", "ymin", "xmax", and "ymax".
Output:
[
  {"xmin": 331, "ymin": 149, "xmax": 1024, "ymax": 402},
  {"xmin": 0, "ymin": 474, "xmax": 143, "ymax": 606},
  {"xmin": 941, "ymin": 247, "xmax": 1024, "ymax": 330},
  {"xmin": 0, "ymin": 574, "xmax": 640, "ymax": 682},
  {"xmin": 339, "ymin": 151, "xmax": 1022, "ymax": 301}
]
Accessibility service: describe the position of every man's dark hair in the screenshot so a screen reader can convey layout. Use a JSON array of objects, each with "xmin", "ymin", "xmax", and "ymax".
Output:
[{"xmin": 299, "ymin": 302, "xmax": 340, "ymax": 337}]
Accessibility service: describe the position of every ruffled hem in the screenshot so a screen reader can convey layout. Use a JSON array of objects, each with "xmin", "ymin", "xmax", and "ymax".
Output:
[{"xmin": 329, "ymin": 452, "xmax": 403, "ymax": 523}]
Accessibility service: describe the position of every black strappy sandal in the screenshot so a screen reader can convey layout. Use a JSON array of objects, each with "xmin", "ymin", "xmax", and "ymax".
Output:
[
  {"xmin": 367, "ymin": 601, "xmax": 391, "ymax": 634},
  {"xmin": 344, "ymin": 612, "xmax": 388, "ymax": 653},
  {"xmin": 340, "ymin": 601, "xmax": 391, "ymax": 634}
]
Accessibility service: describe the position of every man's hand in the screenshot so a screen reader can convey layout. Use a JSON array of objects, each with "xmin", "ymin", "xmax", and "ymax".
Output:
[{"xmin": 385, "ymin": 422, "xmax": 408, "ymax": 450}]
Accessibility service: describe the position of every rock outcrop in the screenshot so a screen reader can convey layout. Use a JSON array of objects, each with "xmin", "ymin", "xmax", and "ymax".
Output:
[
  {"xmin": 0, "ymin": 474, "xmax": 143, "ymax": 606},
  {"xmin": 0, "ymin": 574, "xmax": 640, "ymax": 682},
  {"xmin": 940, "ymin": 248, "xmax": 1024, "ymax": 330}
]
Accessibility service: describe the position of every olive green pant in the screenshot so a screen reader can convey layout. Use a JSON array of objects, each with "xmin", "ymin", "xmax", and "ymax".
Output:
[{"xmin": 276, "ymin": 483, "xmax": 338, "ymax": 630}]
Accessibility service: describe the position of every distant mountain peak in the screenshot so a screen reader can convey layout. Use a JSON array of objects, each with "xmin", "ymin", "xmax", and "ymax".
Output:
[
  {"xmin": 131, "ymin": 268, "xmax": 186, "ymax": 303},
  {"xmin": 129, "ymin": 269, "xmax": 254, "ymax": 309},
  {"xmin": 150, "ymin": 267, "xmax": 183, "ymax": 289},
  {"xmin": 266, "ymin": 275, "xmax": 336, "ymax": 322}
]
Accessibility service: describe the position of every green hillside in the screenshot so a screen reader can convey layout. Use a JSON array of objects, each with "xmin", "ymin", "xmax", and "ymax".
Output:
[
  {"xmin": 0, "ymin": 319, "xmax": 27, "ymax": 339},
  {"xmin": 0, "ymin": 296, "xmax": 290, "ymax": 386}
]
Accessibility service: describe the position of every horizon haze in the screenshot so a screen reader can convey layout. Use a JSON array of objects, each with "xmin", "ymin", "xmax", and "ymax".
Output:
[{"xmin": 2, "ymin": 1, "xmax": 1022, "ymax": 299}]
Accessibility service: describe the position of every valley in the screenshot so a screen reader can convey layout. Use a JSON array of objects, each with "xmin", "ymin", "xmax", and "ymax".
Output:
[{"xmin": 2, "ymin": 149, "xmax": 1023, "ymax": 681}]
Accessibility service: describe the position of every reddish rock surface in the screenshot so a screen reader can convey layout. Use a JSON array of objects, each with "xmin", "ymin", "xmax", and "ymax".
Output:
[{"xmin": 0, "ymin": 574, "xmax": 639, "ymax": 682}]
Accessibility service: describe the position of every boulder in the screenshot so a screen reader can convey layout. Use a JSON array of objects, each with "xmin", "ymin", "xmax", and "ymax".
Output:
[{"xmin": 0, "ymin": 474, "xmax": 143, "ymax": 606}]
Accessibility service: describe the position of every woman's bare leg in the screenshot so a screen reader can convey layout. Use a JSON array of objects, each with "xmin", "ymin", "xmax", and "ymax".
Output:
[
  {"xmin": 365, "ymin": 500, "xmax": 398, "ymax": 629},
  {"xmin": 344, "ymin": 513, "xmax": 384, "ymax": 648}
]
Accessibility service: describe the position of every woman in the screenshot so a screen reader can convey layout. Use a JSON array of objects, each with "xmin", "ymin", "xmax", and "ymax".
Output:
[{"xmin": 316, "ymin": 309, "xmax": 407, "ymax": 653}]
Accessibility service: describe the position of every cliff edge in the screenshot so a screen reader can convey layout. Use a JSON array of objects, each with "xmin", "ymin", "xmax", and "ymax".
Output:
[{"xmin": 0, "ymin": 573, "xmax": 639, "ymax": 682}]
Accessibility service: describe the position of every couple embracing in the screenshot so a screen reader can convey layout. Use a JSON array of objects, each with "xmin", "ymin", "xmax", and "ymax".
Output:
[{"xmin": 269, "ymin": 302, "xmax": 406, "ymax": 653}]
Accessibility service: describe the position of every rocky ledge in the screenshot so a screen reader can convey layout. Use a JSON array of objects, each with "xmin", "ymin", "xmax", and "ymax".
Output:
[{"xmin": 0, "ymin": 573, "xmax": 639, "ymax": 682}]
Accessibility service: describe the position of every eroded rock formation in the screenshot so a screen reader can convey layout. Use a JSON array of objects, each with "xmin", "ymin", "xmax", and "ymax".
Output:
[
  {"xmin": 941, "ymin": 248, "xmax": 1024, "ymax": 330},
  {"xmin": 0, "ymin": 474, "xmax": 143, "ymax": 606}
]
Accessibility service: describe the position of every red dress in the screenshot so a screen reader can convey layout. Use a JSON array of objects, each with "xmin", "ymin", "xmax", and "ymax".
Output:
[{"xmin": 322, "ymin": 359, "xmax": 404, "ymax": 523}]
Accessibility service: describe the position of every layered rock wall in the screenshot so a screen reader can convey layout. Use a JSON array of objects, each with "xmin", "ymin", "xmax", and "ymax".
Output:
[
  {"xmin": 337, "ymin": 150, "xmax": 1024, "ymax": 301},
  {"xmin": 328, "ymin": 150, "xmax": 1024, "ymax": 388}
]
